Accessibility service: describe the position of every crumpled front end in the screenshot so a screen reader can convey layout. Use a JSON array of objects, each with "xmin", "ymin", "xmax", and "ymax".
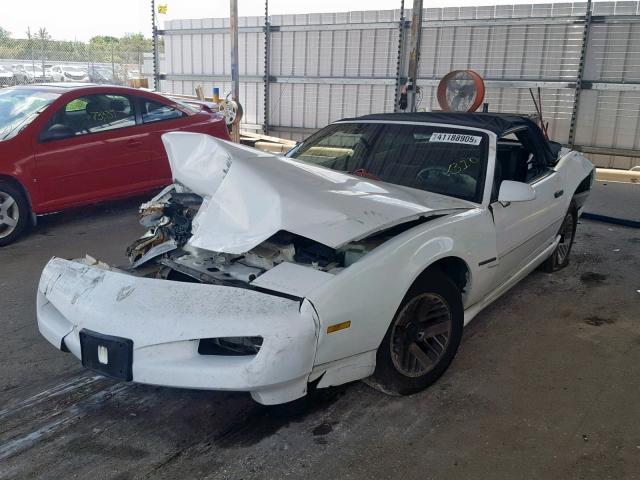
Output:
[{"xmin": 37, "ymin": 257, "xmax": 319, "ymax": 405}]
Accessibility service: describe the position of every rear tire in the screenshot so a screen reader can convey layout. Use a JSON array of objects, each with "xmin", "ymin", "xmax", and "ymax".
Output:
[
  {"xmin": 371, "ymin": 269, "xmax": 464, "ymax": 396},
  {"xmin": 0, "ymin": 181, "xmax": 30, "ymax": 246},
  {"xmin": 542, "ymin": 205, "xmax": 577, "ymax": 273}
]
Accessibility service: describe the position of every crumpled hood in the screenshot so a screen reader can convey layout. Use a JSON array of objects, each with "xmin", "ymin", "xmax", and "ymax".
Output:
[{"xmin": 162, "ymin": 132, "xmax": 474, "ymax": 254}]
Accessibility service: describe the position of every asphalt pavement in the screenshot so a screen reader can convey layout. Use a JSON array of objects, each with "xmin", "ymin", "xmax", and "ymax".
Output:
[{"xmin": 1, "ymin": 199, "xmax": 639, "ymax": 480}]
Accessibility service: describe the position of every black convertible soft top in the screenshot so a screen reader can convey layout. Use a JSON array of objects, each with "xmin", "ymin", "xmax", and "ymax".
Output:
[{"xmin": 339, "ymin": 112, "xmax": 560, "ymax": 165}]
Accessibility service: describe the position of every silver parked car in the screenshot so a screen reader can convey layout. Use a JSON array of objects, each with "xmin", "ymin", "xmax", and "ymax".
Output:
[
  {"xmin": 0, "ymin": 66, "xmax": 16, "ymax": 86},
  {"xmin": 50, "ymin": 65, "xmax": 90, "ymax": 83}
]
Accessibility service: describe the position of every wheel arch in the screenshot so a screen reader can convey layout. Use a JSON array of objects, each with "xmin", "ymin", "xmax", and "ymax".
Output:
[
  {"xmin": 411, "ymin": 255, "xmax": 471, "ymax": 297},
  {"xmin": 0, "ymin": 174, "xmax": 35, "ymax": 223}
]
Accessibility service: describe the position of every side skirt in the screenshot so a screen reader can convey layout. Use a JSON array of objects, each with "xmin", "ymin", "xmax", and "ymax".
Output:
[{"xmin": 463, "ymin": 235, "xmax": 561, "ymax": 325}]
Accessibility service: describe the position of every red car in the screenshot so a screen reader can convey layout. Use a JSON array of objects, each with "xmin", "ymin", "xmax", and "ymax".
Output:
[{"xmin": 0, "ymin": 83, "xmax": 230, "ymax": 245}]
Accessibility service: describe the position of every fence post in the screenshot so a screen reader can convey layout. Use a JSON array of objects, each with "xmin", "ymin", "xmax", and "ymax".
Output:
[
  {"xmin": 406, "ymin": 0, "xmax": 424, "ymax": 112},
  {"xmin": 263, "ymin": 0, "xmax": 270, "ymax": 134},
  {"xmin": 230, "ymin": 0, "xmax": 240, "ymax": 142},
  {"xmin": 393, "ymin": 0, "xmax": 406, "ymax": 112},
  {"xmin": 568, "ymin": 0, "xmax": 592, "ymax": 147},
  {"xmin": 151, "ymin": 0, "xmax": 160, "ymax": 91}
]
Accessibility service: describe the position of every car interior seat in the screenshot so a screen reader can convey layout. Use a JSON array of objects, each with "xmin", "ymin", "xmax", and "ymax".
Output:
[
  {"xmin": 84, "ymin": 101, "xmax": 102, "ymax": 128},
  {"xmin": 110, "ymin": 99, "xmax": 128, "ymax": 121}
]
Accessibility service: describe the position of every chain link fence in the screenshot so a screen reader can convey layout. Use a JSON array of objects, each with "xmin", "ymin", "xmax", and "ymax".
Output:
[{"xmin": 0, "ymin": 30, "xmax": 153, "ymax": 87}]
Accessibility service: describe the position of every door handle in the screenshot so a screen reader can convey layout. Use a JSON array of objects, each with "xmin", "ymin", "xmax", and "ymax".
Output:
[{"xmin": 554, "ymin": 190, "xmax": 564, "ymax": 198}]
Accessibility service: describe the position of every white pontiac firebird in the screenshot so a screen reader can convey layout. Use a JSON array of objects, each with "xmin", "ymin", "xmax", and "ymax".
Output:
[{"xmin": 37, "ymin": 112, "xmax": 594, "ymax": 405}]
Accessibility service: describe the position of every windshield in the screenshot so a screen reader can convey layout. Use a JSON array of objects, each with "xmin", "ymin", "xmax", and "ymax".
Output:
[
  {"xmin": 288, "ymin": 122, "xmax": 488, "ymax": 203},
  {"xmin": 63, "ymin": 66, "xmax": 85, "ymax": 73},
  {"xmin": 0, "ymin": 88, "xmax": 59, "ymax": 141}
]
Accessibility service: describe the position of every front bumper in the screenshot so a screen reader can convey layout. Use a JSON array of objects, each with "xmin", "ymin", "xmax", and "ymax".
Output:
[{"xmin": 37, "ymin": 258, "xmax": 319, "ymax": 405}]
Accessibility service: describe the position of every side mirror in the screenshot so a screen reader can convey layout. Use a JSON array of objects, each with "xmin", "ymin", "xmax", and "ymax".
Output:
[
  {"xmin": 498, "ymin": 180, "xmax": 536, "ymax": 204},
  {"xmin": 40, "ymin": 124, "xmax": 75, "ymax": 142}
]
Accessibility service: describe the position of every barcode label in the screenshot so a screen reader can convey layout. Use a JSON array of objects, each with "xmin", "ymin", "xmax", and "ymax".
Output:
[{"xmin": 430, "ymin": 133, "xmax": 482, "ymax": 145}]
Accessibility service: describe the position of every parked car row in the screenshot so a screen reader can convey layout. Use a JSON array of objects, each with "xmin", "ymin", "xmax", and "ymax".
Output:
[
  {"xmin": 0, "ymin": 64, "xmax": 77, "ymax": 85},
  {"xmin": 0, "ymin": 64, "xmax": 133, "ymax": 87}
]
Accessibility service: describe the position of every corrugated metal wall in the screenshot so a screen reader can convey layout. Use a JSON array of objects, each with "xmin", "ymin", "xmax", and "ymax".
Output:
[
  {"xmin": 159, "ymin": 1, "xmax": 640, "ymax": 169},
  {"xmin": 266, "ymin": 10, "xmax": 400, "ymax": 140},
  {"xmin": 577, "ymin": 2, "xmax": 640, "ymax": 168},
  {"xmin": 162, "ymin": 16, "xmax": 265, "ymax": 129},
  {"xmin": 414, "ymin": 4, "xmax": 586, "ymax": 145}
]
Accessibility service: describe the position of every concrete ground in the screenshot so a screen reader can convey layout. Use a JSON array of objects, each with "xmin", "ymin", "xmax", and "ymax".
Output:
[
  {"xmin": 1, "ymin": 200, "xmax": 639, "ymax": 480},
  {"xmin": 584, "ymin": 181, "xmax": 640, "ymax": 225}
]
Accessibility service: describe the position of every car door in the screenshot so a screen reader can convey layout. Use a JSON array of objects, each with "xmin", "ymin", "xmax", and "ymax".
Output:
[
  {"xmin": 137, "ymin": 96, "xmax": 191, "ymax": 185},
  {"xmin": 490, "ymin": 130, "xmax": 565, "ymax": 283},
  {"xmin": 33, "ymin": 92, "xmax": 153, "ymax": 211}
]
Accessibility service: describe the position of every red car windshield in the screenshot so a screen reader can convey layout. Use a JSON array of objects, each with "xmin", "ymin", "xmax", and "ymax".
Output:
[{"xmin": 0, "ymin": 88, "xmax": 60, "ymax": 141}]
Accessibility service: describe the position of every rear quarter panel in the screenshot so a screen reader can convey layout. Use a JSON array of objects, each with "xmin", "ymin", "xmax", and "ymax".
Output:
[{"xmin": 554, "ymin": 150, "xmax": 595, "ymax": 211}]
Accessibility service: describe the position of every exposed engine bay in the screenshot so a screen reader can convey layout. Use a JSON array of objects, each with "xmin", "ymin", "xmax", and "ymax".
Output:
[{"xmin": 125, "ymin": 185, "xmax": 403, "ymax": 290}]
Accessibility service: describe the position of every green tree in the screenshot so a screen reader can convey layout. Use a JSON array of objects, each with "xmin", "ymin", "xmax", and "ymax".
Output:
[
  {"xmin": 0, "ymin": 26, "xmax": 10, "ymax": 43},
  {"xmin": 89, "ymin": 35, "xmax": 120, "ymax": 47},
  {"xmin": 36, "ymin": 27, "xmax": 50, "ymax": 72},
  {"xmin": 119, "ymin": 33, "xmax": 152, "ymax": 74}
]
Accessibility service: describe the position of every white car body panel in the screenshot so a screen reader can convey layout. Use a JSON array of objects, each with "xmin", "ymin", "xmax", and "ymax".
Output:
[
  {"xmin": 250, "ymin": 262, "xmax": 335, "ymax": 298},
  {"xmin": 36, "ymin": 120, "xmax": 594, "ymax": 405}
]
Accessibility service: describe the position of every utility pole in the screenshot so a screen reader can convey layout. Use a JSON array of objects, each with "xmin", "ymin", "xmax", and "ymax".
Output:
[
  {"xmin": 230, "ymin": 0, "xmax": 240, "ymax": 142},
  {"xmin": 406, "ymin": 0, "xmax": 424, "ymax": 112}
]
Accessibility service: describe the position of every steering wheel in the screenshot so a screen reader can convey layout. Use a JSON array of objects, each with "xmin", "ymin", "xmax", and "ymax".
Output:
[{"xmin": 417, "ymin": 166, "xmax": 476, "ymax": 196}]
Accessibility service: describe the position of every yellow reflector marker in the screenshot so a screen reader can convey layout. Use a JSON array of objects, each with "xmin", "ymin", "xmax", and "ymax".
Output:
[{"xmin": 327, "ymin": 321, "xmax": 351, "ymax": 334}]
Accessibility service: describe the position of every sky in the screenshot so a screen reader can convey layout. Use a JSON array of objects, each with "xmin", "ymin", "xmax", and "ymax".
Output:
[{"xmin": 2, "ymin": 0, "xmax": 584, "ymax": 41}]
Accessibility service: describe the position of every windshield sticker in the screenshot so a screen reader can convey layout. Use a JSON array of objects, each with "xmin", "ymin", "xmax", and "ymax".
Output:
[
  {"xmin": 446, "ymin": 157, "xmax": 479, "ymax": 175},
  {"xmin": 89, "ymin": 110, "xmax": 117, "ymax": 122},
  {"xmin": 430, "ymin": 133, "xmax": 482, "ymax": 145}
]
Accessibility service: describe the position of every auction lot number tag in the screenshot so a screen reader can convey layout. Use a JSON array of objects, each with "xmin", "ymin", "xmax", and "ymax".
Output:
[{"xmin": 430, "ymin": 133, "xmax": 482, "ymax": 145}]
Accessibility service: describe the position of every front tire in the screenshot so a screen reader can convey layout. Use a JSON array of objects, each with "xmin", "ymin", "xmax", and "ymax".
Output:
[
  {"xmin": 371, "ymin": 269, "xmax": 464, "ymax": 396},
  {"xmin": 542, "ymin": 206, "xmax": 577, "ymax": 273},
  {"xmin": 0, "ymin": 181, "xmax": 30, "ymax": 246}
]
